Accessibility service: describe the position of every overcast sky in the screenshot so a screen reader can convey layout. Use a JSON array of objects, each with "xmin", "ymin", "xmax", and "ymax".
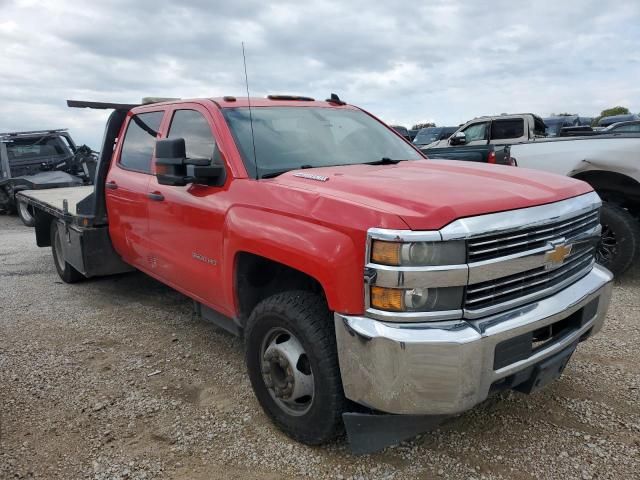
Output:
[{"xmin": 1, "ymin": 0, "xmax": 639, "ymax": 148}]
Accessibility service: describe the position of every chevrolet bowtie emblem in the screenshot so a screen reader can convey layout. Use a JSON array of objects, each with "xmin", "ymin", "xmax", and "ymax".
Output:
[{"xmin": 545, "ymin": 242, "xmax": 573, "ymax": 268}]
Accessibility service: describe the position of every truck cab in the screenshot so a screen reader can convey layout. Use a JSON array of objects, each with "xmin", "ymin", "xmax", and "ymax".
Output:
[{"xmin": 427, "ymin": 113, "xmax": 547, "ymax": 148}]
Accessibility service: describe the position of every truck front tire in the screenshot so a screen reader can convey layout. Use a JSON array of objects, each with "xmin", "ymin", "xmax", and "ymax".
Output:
[
  {"xmin": 50, "ymin": 220, "xmax": 84, "ymax": 283},
  {"xmin": 597, "ymin": 202, "xmax": 640, "ymax": 276},
  {"xmin": 244, "ymin": 291, "xmax": 346, "ymax": 445}
]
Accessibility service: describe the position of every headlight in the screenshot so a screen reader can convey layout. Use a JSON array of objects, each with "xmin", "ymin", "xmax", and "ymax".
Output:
[
  {"xmin": 370, "ymin": 286, "xmax": 464, "ymax": 312},
  {"xmin": 371, "ymin": 240, "xmax": 465, "ymax": 266}
]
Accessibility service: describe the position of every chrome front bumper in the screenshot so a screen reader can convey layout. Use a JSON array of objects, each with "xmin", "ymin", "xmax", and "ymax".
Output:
[{"xmin": 335, "ymin": 264, "xmax": 613, "ymax": 415}]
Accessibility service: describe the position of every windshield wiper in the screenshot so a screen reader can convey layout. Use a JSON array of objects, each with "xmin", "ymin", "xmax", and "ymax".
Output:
[{"xmin": 364, "ymin": 157, "xmax": 403, "ymax": 165}]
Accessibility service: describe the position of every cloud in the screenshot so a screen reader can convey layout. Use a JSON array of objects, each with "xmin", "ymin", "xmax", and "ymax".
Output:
[{"xmin": 1, "ymin": 0, "xmax": 639, "ymax": 147}]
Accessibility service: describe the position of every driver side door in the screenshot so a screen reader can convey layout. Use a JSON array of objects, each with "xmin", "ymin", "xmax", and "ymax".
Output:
[{"xmin": 146, "ymin": 105, "xmax": 229, "ymax": 310}]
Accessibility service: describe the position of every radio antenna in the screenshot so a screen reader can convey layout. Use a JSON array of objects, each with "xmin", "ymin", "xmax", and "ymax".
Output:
[{"xmin": 242, "ymin": 42, "xmax": 259, "ymax": 179}]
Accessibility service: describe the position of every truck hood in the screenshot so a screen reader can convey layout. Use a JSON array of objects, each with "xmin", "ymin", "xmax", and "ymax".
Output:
[{"xmin": 271, "ymin": 160, "xmax": 592, "ymax": 230}]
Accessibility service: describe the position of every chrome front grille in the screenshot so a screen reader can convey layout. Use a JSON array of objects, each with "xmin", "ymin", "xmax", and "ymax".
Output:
[
  {"xmin": 468, "ymin": 209, "xmax": 599, "ymax": 263},
  {"xmin": 465, "ymin": 246, "xmax": 595, "ymax": 311},
  {"xmin": 363, "ymin": 192, "xmax": 602, "ymax": 323}
]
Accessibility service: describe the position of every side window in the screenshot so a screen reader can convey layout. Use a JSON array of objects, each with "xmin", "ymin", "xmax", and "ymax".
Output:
[
  {"xmin": 119, "ymin": 111, "xmax": 164, "ymax": 173},
  {"xmin": 167, "ymin": 109, "xmax": 218, "ymax": 161},
  {"xmin": 462, "ymin": 122, "xmax": 489, "ymax": 142},
  {"xmin": 490, "ymin": 119, "xmax": 524, "ymax": 140}
]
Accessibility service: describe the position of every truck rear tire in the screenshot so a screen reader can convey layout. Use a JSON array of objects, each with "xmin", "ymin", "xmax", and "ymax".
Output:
[
  {"xmin": 597, "ymin": 202, "xmax": 640, "ymax": 276},
  {"xmin": 17, "ymin": 200, "xmax": 36, "ymax": 227},
  {"xmin": 50, "ymin": 220, "xmax": 85, "ymax": 283},
  {"xmin": 244, "ymin": 291, "xmax": 346, "ymax": 445}
]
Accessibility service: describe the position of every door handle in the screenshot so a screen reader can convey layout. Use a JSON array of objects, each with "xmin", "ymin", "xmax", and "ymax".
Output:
[
  {"xmin": 147, "ymin": 192, "xmax": 165, "ymax": 201},
  {"xmin": 105, "ymin": 181, "xmax": 118, "ymax": 190}
]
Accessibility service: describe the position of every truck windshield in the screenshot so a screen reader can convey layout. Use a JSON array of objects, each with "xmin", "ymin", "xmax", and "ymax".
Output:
[
  {"xmin": 223, "ymin": 107, "xmax": 423, "ymax": 178},
  {"xmin": 543, "ymin": 119, "xmax": 563, "ymax": 137},
  {"xmin": 413, "ymin": 127, "xmax": 443, "ymax": 145}
]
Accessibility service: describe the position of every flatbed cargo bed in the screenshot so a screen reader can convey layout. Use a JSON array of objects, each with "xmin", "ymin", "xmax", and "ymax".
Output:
[{"xmin": 17, "ymin": 186, "xmax": 94, "ymax": 216}]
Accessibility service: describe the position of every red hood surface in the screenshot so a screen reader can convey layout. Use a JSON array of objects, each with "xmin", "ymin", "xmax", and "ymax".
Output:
[{"xmin": 271, "ymin": 160, "xmax": 592, "ymax": 230}]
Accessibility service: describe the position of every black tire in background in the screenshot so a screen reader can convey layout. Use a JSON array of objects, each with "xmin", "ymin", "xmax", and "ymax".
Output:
[
  {"xmin": 50, "ymin": 220, "xmax": 85, "ymax": 283},
  {"xmin": 597, "ymin": 202, "xmax": 640, "ymax": 276},
  {"xmin": 244, "ymin": 290, "xmax": 347, "ymax": 445},
  {"xmin": 17, "ymin": 200, "xmax": 36, "ymax": 227}
]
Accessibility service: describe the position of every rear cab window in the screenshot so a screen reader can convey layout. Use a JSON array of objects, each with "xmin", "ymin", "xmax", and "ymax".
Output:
[{"xmin": 119, "ymin": 111, "xmax": 164, "ymax": 174}]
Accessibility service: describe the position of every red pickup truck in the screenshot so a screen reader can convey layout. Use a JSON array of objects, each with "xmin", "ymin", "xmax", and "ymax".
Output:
[{"xmin": 18, "ymin": 96, "xmax": 613, "ymax": 453}]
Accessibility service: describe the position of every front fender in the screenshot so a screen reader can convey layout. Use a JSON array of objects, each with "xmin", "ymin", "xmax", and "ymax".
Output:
[{"xmin": 222, "ymin": 206, "xmax": 365, "ymax": 316}]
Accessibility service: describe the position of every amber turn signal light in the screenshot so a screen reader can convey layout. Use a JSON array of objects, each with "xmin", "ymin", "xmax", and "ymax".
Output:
[
  {"xmin": 371, "ymin": 241, "xmax": 401, "ymax": 266},
  {"xmin": 370, "ymin": 286, "xmax": 404, "ymax": 311}
]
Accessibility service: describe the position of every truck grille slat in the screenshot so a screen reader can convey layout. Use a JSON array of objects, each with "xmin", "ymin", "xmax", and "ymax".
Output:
[
  {"xmin": 464, "ymin": 207, "xmax": 599, "ymax": 314},
  {"xmin": 467, "ymin": 248, "xmax": 594, "ymax": 296},
  {"xmin": 469, "ymin": 211, "xmax": 598, "ymax": 248},
  {"xmin": 466, "ymin": 251, "xmax": 594, "ymax": 306},
  {"xmin": 468, "ymin": 210, "xmax": 599, "ymax": 261}
]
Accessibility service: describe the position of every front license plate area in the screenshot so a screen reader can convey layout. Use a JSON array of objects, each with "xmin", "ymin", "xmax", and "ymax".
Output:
[{"xmin": 515, "ymin": 342, "xmax": 577, "ymax": 394}]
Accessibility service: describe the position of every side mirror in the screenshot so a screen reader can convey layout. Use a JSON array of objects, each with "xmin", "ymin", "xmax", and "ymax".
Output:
[
  {"xmin": 449, "ymin": 132, "xmax": 466, "ymax": 146},
  {"xmin": 155, "ymin": 138, "xmax": 225, "ymax": 187}
]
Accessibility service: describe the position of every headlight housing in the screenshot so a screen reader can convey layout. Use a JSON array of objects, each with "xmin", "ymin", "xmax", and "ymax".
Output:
[
  {"xmin": 370, "ymin": 286, "xmax": 464, "ymax": 312},
  {"xmin": 371, "ymin": 240, "xmax": 465, "ymax": 266},
  {"xmin": 367, "ymin": 237, "xmax": 467, "ymax": 318}
]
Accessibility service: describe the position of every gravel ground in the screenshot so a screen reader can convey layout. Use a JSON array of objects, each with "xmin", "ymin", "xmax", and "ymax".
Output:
[{"xmin": 1, "ymin": 213, "xmax": 639, "ymax": 480}]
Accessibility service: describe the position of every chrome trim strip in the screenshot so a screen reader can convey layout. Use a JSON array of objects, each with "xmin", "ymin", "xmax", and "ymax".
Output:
[
  {"xmin": 468, "ymin": 244, "xmax": 550, "ymax": 284},
  {"xmin": 367, "ymin": 227, "xmax": 442, "ymax": 242},
  {"xmin": 467, "ymin": 257, "xmax": 593, "ymax": 305},
  {"xmin": 467, "ymin": 225, "xmax": 600, "ymax": 284},
  {"xmin": 369, "ymin": 262, "xmax": 468, "ymax": 288},
  {"xmin": 365, "ymin": 307, "xmax": 463, "ymax": 322},
  {"xmin": 467, "ymin": 249, "xmax": 594, "ymax": 295},
  {"xmin": 440, "ymin": 191, "xmax": 602, "ymax": 241}
]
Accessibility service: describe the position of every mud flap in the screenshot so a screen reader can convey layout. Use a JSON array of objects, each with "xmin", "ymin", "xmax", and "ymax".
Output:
[{"xmin": 343, "ymin": 412, "xmax": 449, "ymax": 455}]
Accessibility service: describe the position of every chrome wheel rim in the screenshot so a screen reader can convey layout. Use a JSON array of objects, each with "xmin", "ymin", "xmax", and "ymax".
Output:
[
  {"xmin": 260, "ymin": 327, "xmax": 314, "ymax": 416},
  {"xmin": 596, "ymin": 224, "xmax": 617, "ymax": 265}
]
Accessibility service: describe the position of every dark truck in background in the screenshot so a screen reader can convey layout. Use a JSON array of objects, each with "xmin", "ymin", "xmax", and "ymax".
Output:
[
  {"xmin": 412, "ymin": 126, "xmax": 458, "ymax": 148},
  {"xmin": 0, "ymin": 129, "xmax": 97, "ymax": 226},
  {"xmin": 421, "ymin": 142, "xmax": 514, "ymax": 166}
]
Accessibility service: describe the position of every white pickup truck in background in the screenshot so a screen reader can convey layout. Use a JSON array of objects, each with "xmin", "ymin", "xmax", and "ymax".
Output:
[
  {"xmin": 427, "ymin": 113, "xmax": 546, "ymax": 148},
  {"xmin": 511, "ymin": 135, "xmax": 640, "ymax": 275}
]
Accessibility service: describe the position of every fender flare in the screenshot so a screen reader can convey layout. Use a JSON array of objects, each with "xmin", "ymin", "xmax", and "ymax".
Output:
[{"xmin": 222, "ymin": 206, "xmax": 365, "ymax": 316}]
